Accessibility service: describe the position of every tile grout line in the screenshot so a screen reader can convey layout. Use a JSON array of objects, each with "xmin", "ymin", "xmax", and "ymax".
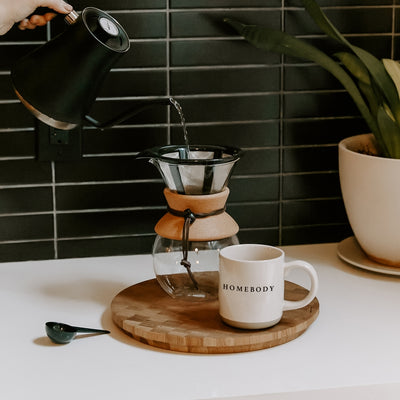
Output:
[
  {"xmin": 166, "ymin": 0, "xmax": 171, "ymax": 143},
  {"xmin": 0, "ymin": 221, "xmax": 350, "ymax": 246},
  {"xmin": 278, "ymin": 0, "xmax": 285, "ymax": 246},
  {"xmin": 1, "ymin": 31, "xmax": 395, "ymax": 47},
  {"xmin": 392, "ymin": 0, "xmax": 396, "ymax": 59},
  {"xmin": 0, "ymin": 168, "xmax": 338, "ymax": 190},
  {"xmin": 0, "ymin": 88, "xmax": 376, "ymax": 106},
  {"xmin": 0, "ymin": 195, "xmax": 344, "ymax": 219},
  {"xmin": 51, "ymin": 162, "xmax": 58, "ymax": 259}
]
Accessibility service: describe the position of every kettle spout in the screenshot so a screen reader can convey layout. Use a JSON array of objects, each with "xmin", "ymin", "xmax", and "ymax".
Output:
[{"xmin": 84, "ymin": 98, "xmax": 174, "ymax": 130}]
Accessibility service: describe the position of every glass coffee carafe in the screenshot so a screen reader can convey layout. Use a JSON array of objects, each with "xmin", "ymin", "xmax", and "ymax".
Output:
[{"xmin": 138, "ymin": 145, "xmax": 242, "ymax": 301}]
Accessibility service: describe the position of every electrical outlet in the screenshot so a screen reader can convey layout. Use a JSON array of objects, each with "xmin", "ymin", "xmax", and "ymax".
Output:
[{"xmin": 36, "ymin": 120, "xmax": 82, "ymax": 161}]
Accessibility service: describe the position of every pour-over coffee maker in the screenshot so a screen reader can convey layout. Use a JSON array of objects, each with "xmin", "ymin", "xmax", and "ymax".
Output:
[{"xmin": 138, "ymin": 145, "xmax": 242, "ymax": 301}]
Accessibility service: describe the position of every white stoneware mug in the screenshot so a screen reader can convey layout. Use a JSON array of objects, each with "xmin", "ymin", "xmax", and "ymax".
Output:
[{"xmin": 219, "ymin": 244, "xmax": 319, "ymax": 329}]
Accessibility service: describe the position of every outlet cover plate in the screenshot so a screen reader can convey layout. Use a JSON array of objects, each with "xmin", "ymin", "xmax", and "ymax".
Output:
[{"xmin": 36, "ymin": 120, "xmax": 82, "ymax": 162}]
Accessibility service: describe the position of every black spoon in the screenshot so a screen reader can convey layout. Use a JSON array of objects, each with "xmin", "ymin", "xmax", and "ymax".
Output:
[{"xmin": 45, "ymin": 322, "xmax": 110, "ymax": 344}]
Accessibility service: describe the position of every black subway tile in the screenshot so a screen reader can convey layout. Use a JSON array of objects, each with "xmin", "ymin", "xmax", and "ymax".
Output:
[
  {"xmin": 281, "ymin": 224, "xmax": 353, "ymax": 246},
  {"xmin": 171, "ymin": 10, "xmax": 280, "ymax": 38},
  {"xmin": 0, "ymin": 160, "xmax": 52, "ymax": 185},
  {"xmin": 283, "ymin": 118, "xmax": 367, "ymax": 146},
  {"xmin": 234, "ymin": 148, "xmax": 280, "ymax": 175},
  {"xmin": 171, "ymin": 40, "xmax": 279, "ymax": 67},
  {"xmin": 394, "ymin": 37, "xmax": 400, "ymax": 60},
  {"xmin": 171, "ymin": 121, "xmax": 279, "ymax": 148},
  {"xmin": 0, "ymin": 74, "xmax": 18, "ymax": 99},
  {"xmin": 283, "ymin": 146, "xmax": 338, "ymax": 173},
  {"xmin": 171, "ymin": 67, "xmax": 280, "ymax": 95},
  {"xmin": 285, "ymin": 8, "xmax": 392, "ymax": 36},
  {"xmin": 54, "ymin": 156, "xmax": 160, "ymax": 183},
  {"xmin": 113, "ymin": 12, "xmax": 166, "ymax": 38},
  {"xmin": 98, "ymin": 70, "xmax": 167, "ymax": 97},
  {"xmin": 56, "ymin": 182, "xmax": 165, "ymax": 211},
  {"xmin": 0, "ymin": 104, "xmax": 35, "ymax": 129},
  {"xmin": 283, "ymin": 172, "xmax": 341, "ymax": 200},
  {"xmin": 57, "ymin": 235, "xmax": 155, "ymax": 259},
  {"xmin": 171, "ymin": 0, "xmax": 281, "ymax": 7},
  {"xmin": 0, "ymin": 187, "xmax": 53, "ymax": 213},
  {"xmin": 237, "ymin": 228, "xmax": 279, "ymax": 246},
  {"xmin": 397, "ymin": 9, "xmax": 400, "ymax": 32},
  {"xmin": 0, "ymin": 131, "xmax": 36, "ymax": 157},
  {"xmin": 75, "ymin": 0, "xmax": 165, "ymax": 9},
  {"xmin": 228, "ymin": 203, "xmax": 279, "ymax": 229},
  {"xmin": 0, "ymin": 215, "xmax": 53, "ymax": 241},
  {"xmin": 284, "ymin": 92, "xmax": 358, "ymax": 119},
  {"xmin": 287, "ymin": 0, "xmax": 392, "ymax": 6},
  {"xmin": 82, "ymin": 127, "xmax": 168, "ymax": 155},
  {"xmin": 282, "ymin": 199, "xmax": 347, "ymax": 226},
  {"xmin": 57, "ymin": 209, "xmax": 164, "ymax": 238},
  {"xmin": 170, "ymin": 95, "xmax": 280, "ymax": 124},
  {"xmin": 0, "ymin": 242, "xmax": 54, "ymax": 262},
  {"xmin": 115, "ymin": 42, "xmax": 167, "ymax": 68},
  {"xmin": 229, "ymin": 176, "xmax": 279, "ymax": 202}
]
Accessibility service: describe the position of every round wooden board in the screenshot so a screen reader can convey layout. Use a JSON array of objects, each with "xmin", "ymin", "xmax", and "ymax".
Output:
[{"xmin": 111, "ymin": 278, "xmax": 319, "ymax": 354}]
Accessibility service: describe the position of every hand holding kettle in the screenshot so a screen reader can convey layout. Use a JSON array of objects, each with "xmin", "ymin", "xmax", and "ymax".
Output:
[{"xmin": 0, "ymin": 0, "xmax": 73, "ymax": 34}]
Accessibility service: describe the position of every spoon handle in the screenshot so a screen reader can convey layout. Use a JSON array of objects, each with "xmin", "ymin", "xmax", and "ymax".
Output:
[{"xmin": 74, "ymin": 327, "xmax": 110, "ymax": 334}]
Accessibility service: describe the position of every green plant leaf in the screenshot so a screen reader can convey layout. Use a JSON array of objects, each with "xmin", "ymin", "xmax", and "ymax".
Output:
[
  {"xmin": 334, "ymin": 52, "xmax": 370, "ymax": 85},
  {"xmin": 224, "ymin": 19, "xmax": 325, "ymax": 63},
  {"xmin": 335, "ymin": 52, "xmax": 380, "ymax": 116},
  {"xmin": 224, "ymin": 18, "xmax": 379, "ymax": 142},
  {"xmin": 351, "ymin": 48, "xmax": 400, "ymax": 116},
  {"xmin": 302, "ymin": 0, "xmax": 350, "ymax": 46},
  {"xmin": 377, "ymin": 105, "xmax": 400, "ymax": 158},
  {"xmin": 224, "ymin": 9, "xmax": 400, "ymax": 158},
  {"xmin": 383, "ymin": 59, "xmax": 400, "ymax": 97},
  {"xmin": 357, "ymin": 81, "xmax": 378, "ymax": 117},
  {"xmin": 302, "ymin": 0, "xmax": 400, "ymax": 117}
]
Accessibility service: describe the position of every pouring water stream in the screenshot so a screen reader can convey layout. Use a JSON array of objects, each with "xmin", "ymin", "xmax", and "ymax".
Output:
[{"xmin": 168, "ymin": 97, "xmax": 190, "ymax": 159}]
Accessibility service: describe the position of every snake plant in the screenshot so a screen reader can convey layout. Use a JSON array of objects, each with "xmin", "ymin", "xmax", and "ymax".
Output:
[{"xmin": 225, "ymin": 0, "xmax": 400, "ymax": 159}]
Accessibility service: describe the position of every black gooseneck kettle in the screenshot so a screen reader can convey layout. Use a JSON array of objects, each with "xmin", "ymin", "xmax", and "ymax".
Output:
[{"xmin": 11, "ymin": 7, "xmax": 171, "ymax": 130}]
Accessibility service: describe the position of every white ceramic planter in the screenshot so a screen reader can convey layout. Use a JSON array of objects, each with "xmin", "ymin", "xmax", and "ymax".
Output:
[{"xmin": 339, "ymin": 134, "xmax": 400, "ymax": 267}]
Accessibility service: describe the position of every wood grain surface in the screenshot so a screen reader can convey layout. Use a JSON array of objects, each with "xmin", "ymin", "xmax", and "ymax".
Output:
[{"xmin": 111, "ymin": 277, "xmax": 319, "ymax": 354}]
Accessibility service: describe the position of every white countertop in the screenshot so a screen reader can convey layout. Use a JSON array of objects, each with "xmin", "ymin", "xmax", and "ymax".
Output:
[{"xmin": 2, "ymin": 242, "xmax": 400, "ymax": 400}]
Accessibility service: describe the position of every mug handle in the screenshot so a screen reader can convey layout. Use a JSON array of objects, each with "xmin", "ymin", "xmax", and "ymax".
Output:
[{"xmin": 282, "ymin": 260, "xmax": 319, "ymax": 311}]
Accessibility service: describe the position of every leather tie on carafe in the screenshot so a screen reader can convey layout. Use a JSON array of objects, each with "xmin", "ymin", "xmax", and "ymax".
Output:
[{"xmin": 167, "ymin": 206, "xmax": 226, "ymax": 290}]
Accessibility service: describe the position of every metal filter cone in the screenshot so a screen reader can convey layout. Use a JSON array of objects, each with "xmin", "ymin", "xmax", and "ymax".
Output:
[{"xmin": 137, "ymin": 145, "xmax": 242, "ymax": 195}]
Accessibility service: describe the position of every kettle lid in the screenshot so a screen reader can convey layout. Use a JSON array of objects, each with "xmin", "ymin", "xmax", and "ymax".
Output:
[{"xmin": 81, "ymin": 7, "xmax": 130, "ymax": 53}]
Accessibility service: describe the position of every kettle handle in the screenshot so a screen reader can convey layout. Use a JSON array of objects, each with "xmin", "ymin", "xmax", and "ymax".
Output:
[{"xmin": 26, "ymin": 7, "xmax": 78, "ymax": 25}]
